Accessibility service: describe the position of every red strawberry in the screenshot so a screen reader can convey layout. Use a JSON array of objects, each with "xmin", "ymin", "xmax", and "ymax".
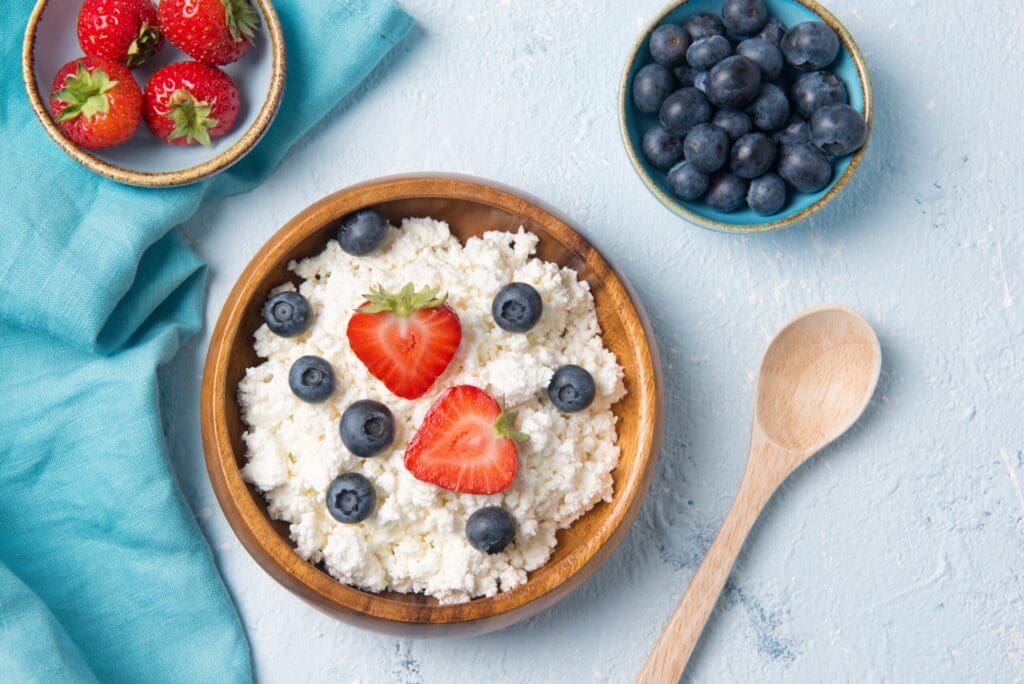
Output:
[
  {"xmin": 158, "ymin": 0, "xmax": 259, "ymax": 66},
  {"xmin": 346, "ymin": 284, "xmax": 462, "ymax": 400},
  {"xmin": 405, "ymin": 386, "xmax": 529, "ymax": 495},
  {"xmin": 49, "ymin": 56, "xmax": 142, "ymax": 149},
  {"xmin": 143, "ymin": 61, "xmax": 240, "ymax": 146},
  {"xmin": 77, "ymin": 0, "xmax": 163, "ymax": 68}
]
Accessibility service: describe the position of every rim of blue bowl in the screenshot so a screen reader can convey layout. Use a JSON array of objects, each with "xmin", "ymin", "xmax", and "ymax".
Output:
[{"xmin": 619, "ymin": 0, "xmax": 874, "ymax": 233}]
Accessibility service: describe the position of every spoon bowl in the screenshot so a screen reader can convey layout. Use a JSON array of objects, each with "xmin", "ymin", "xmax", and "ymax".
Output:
[
  {"xmin": 638, "ymin": 305, "xmax": 880, "ymax": 683},
  {"xmin": 756, "ymin": 306, "xmax": 882, "ymax": 455}
]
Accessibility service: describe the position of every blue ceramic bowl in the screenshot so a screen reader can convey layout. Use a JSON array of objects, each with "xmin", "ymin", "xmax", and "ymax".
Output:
[{"xmin": 619, "ymin": 0, "xmax": 872, "ymax": 232}]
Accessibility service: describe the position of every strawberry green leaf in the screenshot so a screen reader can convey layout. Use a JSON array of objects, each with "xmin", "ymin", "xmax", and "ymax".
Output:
[
  {"xmin": 162, "ymin": 90, "xmax": 219, "ymax": 147},
  {"xmin": 220, "ymin": 0, "xmax": 260, "ymax": 43},
  {"xmin": 52, "ymin": 63, "xmax": 117, "ymax": 122},
  {"xmin": 494, "ymin": 408, "xmax": 530, "ymax": 443},
  {"xmin": 126, "ymin": 22, "xmax": 162, "ymax": 67},
  {"xmin": 360, "ymin": 283, "xmax": 449, "ymax": 317}
]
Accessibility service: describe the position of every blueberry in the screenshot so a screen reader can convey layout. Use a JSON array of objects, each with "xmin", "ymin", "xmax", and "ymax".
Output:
[
  {"xmin": 713, "ymin": 110, "xmax": 754, "ymax": 140},
  {"xmin": 650, "ymin": 24, "xmax": 690, "ymax": 68},
  {"xmin": 685, "ymin": 12, "xmax": 725, "ymax": 40},
  {"xmin": 262, "ymin": 291, "xmax": 312, "ymax": 337},
  {"xmin": 735, "ymin": 38, "xmax": 783, "ymax": 80},
  {"xmin": 288, "ymin": 356, "xmax": 335, "ymax": 403},
  {"xmin": 492, "ymin": 282, "xmax": 543, "ymax": 333},
  {"xmin": 810, "ymin": 103, "xmax": 867, "ymax": 156},
  {"xmin": 642, "ymin": 125, "xmax": 685, "ymax": 170},
  {"xmin": 683, "ymin": 123, "xmax": 730, "ymax": 173},
  {"xmin": 326, "ymin": 473, "xmax": 376, "ymax": 524},
  {"xmin": 632, "ymin": 64, "xmax": 675, "ymax": 114},
  {"xmin": 548, "ymin": 365, "xmax": 596, "ymax": 413},
  {"xmin": 340, "ymin": 400, "xmax": 395, "ymax": 458},
  {"xmin": 692, "ymin": 70, "xmax": 709, "ymax": 94},
  {"xmin": 659, "ymin": 88, "xmax": 712, "ymax": 135},
  {"xmin": 756, "ymin": 17, "xmax": 786, "ymax": 45},
  {"xmin": 336, "ymin": 209, "xmax": 388, "ymax": 256},
  {"xmin": 722, "ymin": 0, "xmax": 768, "ymax": 36},
  {"xmin": 745, "ymin": 83, "xmax": 790, "ymax": 131},
  {"xmin": 672, "ymin": 65, "xmax": 695, "ymax": 87},
  {"xmin": 730, "ymin": 132, "xmax": 777, "ymax": 179},
  {"xmin": 705, "ymin": 173, "xmax": 749, "ymax": 212},
  {"xmin": 686, "ymin": 35, "xmax": 732, "ymax": 70},
  {"xmin": 775, "ymin": 117, "xmax": 810, "ymax": 147},
  {"xmin": 747, "ymin": 173, "xmax": 787, "ymax": 215},
  {"xmin": 777, "ymin": 142, "xmax": 833, "ymax": 192},
  {"xmin": 791, "ymin": 71, "xmax": 847, "ymax": 119},
  {"xmin": 666, "ymin": 161, "xmax": 710, "ymax": 201},
  {"xmin": 466, "ymin": 507, "xmax": 516, "ymax": 554},
  {"xmin": 781, "ymin": 22, "xmax": 840, "ymax": 71},
  {"xmin": 706, "ymin": 55, "xmax": 761, "ymax": 109}
]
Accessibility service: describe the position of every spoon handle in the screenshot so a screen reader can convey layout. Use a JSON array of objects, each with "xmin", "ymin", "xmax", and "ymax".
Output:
[{"xmin": 636, "ymin": 448, "xmax": 780, "ymax": 683}]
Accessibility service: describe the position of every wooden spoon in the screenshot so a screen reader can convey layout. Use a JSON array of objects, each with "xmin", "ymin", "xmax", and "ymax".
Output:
[{"xmin": 637, "ymin": 305, "xmax": 881, "ymax": 683}]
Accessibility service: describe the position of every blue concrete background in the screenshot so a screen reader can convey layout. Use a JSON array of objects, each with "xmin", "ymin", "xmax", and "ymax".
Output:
[{"xmin": 162, "ymin": 0, "xmax": 1024, "ymax": 681}]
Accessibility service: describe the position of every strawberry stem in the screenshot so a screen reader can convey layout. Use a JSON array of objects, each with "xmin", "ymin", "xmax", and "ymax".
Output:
[
  {"xmin": 360, "ymin": 283, "xmax": 448, "ymax": 318},
  {"xmin": 495, "ymin": 408, "xmax": 530, "ymax": 443},
  {"xmin": 51, "ymin": 63, "xmax": 116, "ymax": 122}
]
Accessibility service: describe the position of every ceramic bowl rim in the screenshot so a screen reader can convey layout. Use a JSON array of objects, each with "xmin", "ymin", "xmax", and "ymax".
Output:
[{"xmin": 618, "ymin": 0, "xmax": 874, "ymax": 233}]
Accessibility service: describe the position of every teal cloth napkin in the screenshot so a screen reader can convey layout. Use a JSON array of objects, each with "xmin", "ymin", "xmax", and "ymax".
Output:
[{"xmin": 0, "ymin": 2, "xmax": 413, "ymax": 681}]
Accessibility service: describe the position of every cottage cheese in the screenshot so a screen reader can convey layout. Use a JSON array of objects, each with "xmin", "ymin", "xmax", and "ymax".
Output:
[{"xmin": 238, "ymin": 218, "xmax": 626, "ymax": 604}]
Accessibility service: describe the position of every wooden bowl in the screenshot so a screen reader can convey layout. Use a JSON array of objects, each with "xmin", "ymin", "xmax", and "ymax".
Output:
[
  {"xmin": 22, "ymin": 0, "xmax": 286, "ymax": 187},
  {"xmin": 202, "ymin": 175, "xmax": 663, "ymax": 636}
]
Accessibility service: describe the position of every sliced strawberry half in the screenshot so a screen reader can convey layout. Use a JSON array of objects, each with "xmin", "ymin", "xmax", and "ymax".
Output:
[
  {"xmin": 346, "ymin": 283, "xmax": 462, "ymax": 400},
  {"xmin": 404, "ymin": 385, "xmax": 528, "ymax": 495}
]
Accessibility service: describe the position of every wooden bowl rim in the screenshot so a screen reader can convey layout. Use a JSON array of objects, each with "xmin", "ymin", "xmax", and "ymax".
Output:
[
  {"xmin": 618, "ymin": 0, "xmax": 874, "ymax": 233},
  {"xmin": 21, "ymin": 0, "xmax": 286, "ymax": 188},
  {"xmin": 201, "ymin": 174, "xmax": 663, "ymax": 629}
]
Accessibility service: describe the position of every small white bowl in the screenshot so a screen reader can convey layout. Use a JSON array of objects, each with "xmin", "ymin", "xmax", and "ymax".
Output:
[{"xmin": 22, "ymin": 0, "xmax": 286, "ymax": 187}]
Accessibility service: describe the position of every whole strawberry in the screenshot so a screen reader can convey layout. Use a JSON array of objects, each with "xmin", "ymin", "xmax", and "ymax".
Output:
[
  {"xmin": 143, "ymin": 61, "xmax": 240, "ymax": 146},
  {"xmin": 49, "ymin": 56, "xmax": 142, "ymax": 149},
  {"xmin": 77, "ymin": 0, "xmax": 163, "ymax": 68},
  {"xmin": 159, "ymin": 0, "xmax": 259, "ymax": 66}
]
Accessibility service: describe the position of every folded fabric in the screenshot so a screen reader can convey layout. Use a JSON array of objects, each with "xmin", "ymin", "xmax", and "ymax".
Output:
[{"xmin": 0, "ymin": 2, "xmax": 413, "ymax": 682}]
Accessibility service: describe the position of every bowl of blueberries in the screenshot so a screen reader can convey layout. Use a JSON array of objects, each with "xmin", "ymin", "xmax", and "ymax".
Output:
[{"xmin": 620, "ymin": 0, "xmax": 872, "ymax": 232}]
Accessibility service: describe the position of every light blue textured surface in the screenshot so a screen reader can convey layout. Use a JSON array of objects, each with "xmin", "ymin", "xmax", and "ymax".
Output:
[{"xmin": 163, "ymin": 0, "xmax": 1024, "ymax": 681}]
